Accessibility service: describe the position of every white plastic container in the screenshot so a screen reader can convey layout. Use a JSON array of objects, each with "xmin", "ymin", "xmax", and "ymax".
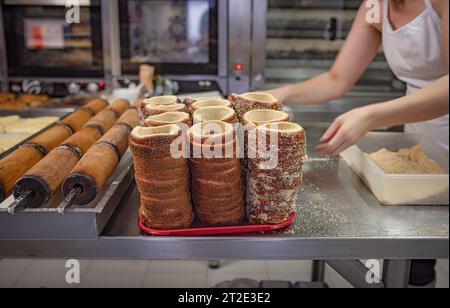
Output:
[{"xmin": 341, "ymin": 132, "xmax": 449, "ymax": 205}]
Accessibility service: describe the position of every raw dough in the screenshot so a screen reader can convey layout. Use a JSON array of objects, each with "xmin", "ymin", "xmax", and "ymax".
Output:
[{"xmin": 369, "ymin": 145, "xmax": 447, "ymax": 175}]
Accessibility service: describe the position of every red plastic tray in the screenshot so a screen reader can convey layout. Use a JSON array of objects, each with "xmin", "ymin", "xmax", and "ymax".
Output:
[{"xmin": 138, "ymin": 213, "xmax": 296, "ymax": 236}]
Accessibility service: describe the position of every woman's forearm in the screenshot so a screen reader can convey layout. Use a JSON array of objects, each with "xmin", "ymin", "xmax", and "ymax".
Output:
[
  {"xmin": 315, "ymin": 75, "xmax": 449, "ymax": 156},
  {"xmin": 368, "ymin": 75, "xmax": 449, "ymax": 129},
  {"xmin": 268, "ymin": 71, "xmax": 351, "ymax": 105}
]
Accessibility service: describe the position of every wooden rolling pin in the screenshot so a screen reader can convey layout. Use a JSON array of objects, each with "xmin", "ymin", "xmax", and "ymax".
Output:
[
  {"xmin": 0, "ymin": 146, "xmax": 44, "ymax": 202},
  {"xmin": 26, "ymin": 123, "xmax": 73, "ymax": 155},
  {"xmin": 0, "ymin": 99, "xmax": 108, "ymax": 202},
  {"xmin": 83, "ymin": 98, "xmax": 110, "ymax": 114},
  {"xmin": 62, "ymin": 109, "xmax": 139, "ymax": 205},
  {"xmin": 12, "ymin": 100, "xmax": 128, "ymax": 209},
  {"xmin": 62, "ymin": 99, "xmax": 108, "ymax": 132},
  {"xmin": 85, "ymin": 99, "xmax": 130, "ymax": 134}
]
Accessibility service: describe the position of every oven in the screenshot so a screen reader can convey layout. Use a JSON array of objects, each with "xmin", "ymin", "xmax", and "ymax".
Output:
[
  {"xmin": 0, "ymin": 0, "xmax": 105, "ymax": 96},
  {"xmin": 0, "ymin": 0, "xmax": 260, "ymax": 96},
  {"xmin": 259, "ymin": 0, "xmax": 405, "ymax": 96},
  {"xmin": 114, "ymin": 0, "xmax": 229, "ymax": 94},
  {"xmin": 119, "ymin": 0, "xmax": 218, "ymax": 76}
]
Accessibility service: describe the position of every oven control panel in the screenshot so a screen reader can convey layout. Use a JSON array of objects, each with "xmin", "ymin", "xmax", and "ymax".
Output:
[{"xmin": 9, "ymin": 80, "xmax": 106, "ymax": 97}]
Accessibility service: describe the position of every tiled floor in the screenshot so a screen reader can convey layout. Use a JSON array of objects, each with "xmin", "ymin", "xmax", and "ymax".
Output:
[{"xmin": 0, "ymin": 259, "xmax": 448, "ymax": 288}]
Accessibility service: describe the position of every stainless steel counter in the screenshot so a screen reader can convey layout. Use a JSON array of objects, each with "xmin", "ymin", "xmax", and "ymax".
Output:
[{"xmin": 0, "ymin": 125, "xmax": 448, "ymax": 261}]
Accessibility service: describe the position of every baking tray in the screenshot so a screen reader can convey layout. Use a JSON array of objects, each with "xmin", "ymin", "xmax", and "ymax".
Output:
[
  {"xmin": 0, "ymin": 151, "xmax": 134, "ymax": 240},
  {"xmin": 139, "ymin": 213, "xmax": 296, "ymax": 236},
  {"xmin": 341, "ymin": 132, "xmax": 449, "ymax": 205}
]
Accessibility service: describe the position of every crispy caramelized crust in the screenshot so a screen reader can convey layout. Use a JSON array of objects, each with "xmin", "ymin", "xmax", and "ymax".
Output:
[
  {"xmin": 188, "ymin": 120, "xmax": 245, "ymax": 226},
  {"xmin": 193, "ymin": 107, "xmax": 237, "ymax": 124},
  {"xmin": 246, "ymin": 122, "xmax": 306, "ymax": 224},
  {"xmin": 144, "ymin": 103, "xmax": 188, "ymax": 118},
  {"xmin": 183, "ymin": 96, "xmax": 223, "ymax": 111},
  {"xmin": 129, "ymin": 124, "xmax": 194, "ymax": 230},
  {"xmin": 188, "ymin": 120, "xmax": 235, "ymax": 145},
  {"xmin": 191, "ymin": 99, "xmax": 232, "ymax": 111},
  {"xmin": 141, "ymin": 96, "xmax": 184, "ymax": 118},
  {"xmin": 144, "ymin": 112, "xmax": 191, "ymax": 127},
  {"xmin": 229, "ymin": 92, "xmax": 283, "ymax": 120},
  {"xmin": 243, "ymin": 109, "xmax": 289, "ymax": 126},
  {"xmin": 139, "ymin": 202, "xmax": 194, "ymax": 230}
]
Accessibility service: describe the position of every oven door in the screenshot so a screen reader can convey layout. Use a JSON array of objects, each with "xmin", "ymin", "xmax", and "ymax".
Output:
[
  {"xmin": 2, "ymin": 0, "xmax": 103, "ymax": 78},
  {"xmin": 119, "ymin": 0, "xmax": 218, "ymax": 75},
  {"xmin": 263, "ymin": 0, "xmax": 403, "ymax": 94}
]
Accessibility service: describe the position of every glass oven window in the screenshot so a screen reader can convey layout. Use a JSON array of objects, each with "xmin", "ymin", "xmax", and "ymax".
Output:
[
  {"xmin": 120, "ymin": 0, "xmax": 218, "ymax": 75},
  {"xmin": 3, "ymin": 2, "xmax": 103, "ymax": 78}
]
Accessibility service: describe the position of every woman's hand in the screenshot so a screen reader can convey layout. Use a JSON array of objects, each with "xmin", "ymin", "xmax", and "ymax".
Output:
[{"xmin": 315, "ymin": 107, "xmax": 376, "ymax": 156}]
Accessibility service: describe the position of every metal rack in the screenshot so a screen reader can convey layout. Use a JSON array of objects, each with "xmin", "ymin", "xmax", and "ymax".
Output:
[{"xmin": 0, "ymin": 151, "xmax": 134, "ymax": 239}]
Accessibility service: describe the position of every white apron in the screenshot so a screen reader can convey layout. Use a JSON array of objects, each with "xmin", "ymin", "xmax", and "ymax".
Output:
[{"xmin": 382, "ymin": 0, "xmax": 449, "ymax": 151}]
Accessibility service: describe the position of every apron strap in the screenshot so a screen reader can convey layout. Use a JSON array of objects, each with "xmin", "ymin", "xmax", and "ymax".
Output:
[
  {"xmin": 383, "ymin": 0, "xmax": 389, "ymax": 20},
  {"xmin": 423, "ymin": 0, "xmax": 433, "ymax": 10},
  {"xmin": 423, "ymin": 0, "xmax": 441, "ymax": 21}
]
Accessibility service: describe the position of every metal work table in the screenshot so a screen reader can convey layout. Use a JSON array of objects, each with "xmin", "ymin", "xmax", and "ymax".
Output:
[{"xmin": 0, "ymin": 112, "xmax": 448, "ymax": 288}]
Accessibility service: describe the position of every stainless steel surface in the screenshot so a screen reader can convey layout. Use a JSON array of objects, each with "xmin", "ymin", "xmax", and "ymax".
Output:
[
  {"xmin": 4, "ymin": 0, "xmax": 91, "ymax": 6},
  {"xmin": 228, "ymin": 0, "xmax": 252, "ymax": 93},
  {"xmin": 0, "ymin": 119, "xmax": 448, "ymax": 259},
  {"xmin": 288, "ymin": 97, "xmax": 404, "ymax": 127},
  {"xmin": 103, "ymin": 148, "xmax": 449, "ymax": 240},
  {"xmin": 218, "ymin": 0, "xmax": 229, "ymax": 79},
  {"xmin": 0, "ymin": 4, "xmax": 7, "ymax": 91},
  {"xmin": 327, "ymin": 260, "xmax": 384, "ymax": 288},
  {"xmin": 7, "ymin": 190, "xmax": 31, "ymax": 214},
  {"xmin": 251, "ymin": 0, "xmax": 268, "ymax": 90},
  {"xmin": 1, "ymin": 0, "xmax": 103, "ymax": 83},
  {"xmin": 0, "ymin": 107, "xmax": 73, "ymax": 117},
  {"xmin": 383, "ymin": 259, "xmax": 411, "ymax": 288},
  {"xmin": 161, "ymin": 74, "xmax": 228, "ymax": 96},
  {"xmin": 57, "ymin": 186, "xmax": 82, "ymax": 214},
  {"xmin": 0, "ymin": 151, "xmax": 134, "ymax": 239},
  {"xmin": 5, "ymin": 77, "xmax": 105, "ymax": 84},
  {"xmin": 311, "ymin": 260, "xmax": 325, "ymax": 282},
  {"xmin": 101, "ymin": 0, "xmax": 120, "ymax": 86},
  {"xmin": 0, "ymin": 233, "xmax": 447, "ymax": 259}
]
